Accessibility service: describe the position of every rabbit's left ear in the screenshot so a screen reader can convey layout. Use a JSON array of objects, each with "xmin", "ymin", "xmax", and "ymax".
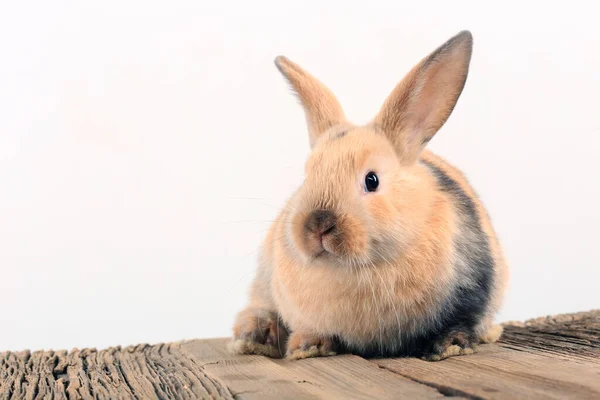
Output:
[
  {"xmin": 275, "ymin": 56, "xmax": 346, "ymax": 148},
  {"xmin": 374, "ymin": 31, "xmax": 473, "ymax": 165}
]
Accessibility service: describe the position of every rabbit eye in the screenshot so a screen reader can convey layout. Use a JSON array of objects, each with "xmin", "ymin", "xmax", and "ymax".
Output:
[{"xmin": 364, "ymin": 171, "xmax": 379, "ymax": 192}]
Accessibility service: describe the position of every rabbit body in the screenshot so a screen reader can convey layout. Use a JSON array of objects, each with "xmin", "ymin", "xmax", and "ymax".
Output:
[{"xmin": 231, "ymin": 31, "xmax": 508, "ymax": 361}]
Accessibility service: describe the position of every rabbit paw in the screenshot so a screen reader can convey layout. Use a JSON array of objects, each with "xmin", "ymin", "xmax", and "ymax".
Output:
[
  {"xmin": 421, "ymin": 330, "xmax": 478, "ymax": 361},
  {"xmin": 230, "ymin": 308, "xmax": 287, "ymax": 358},
  {"xmin": 286, "ymin": 332, "xmax": 338, "ymax": 360}
]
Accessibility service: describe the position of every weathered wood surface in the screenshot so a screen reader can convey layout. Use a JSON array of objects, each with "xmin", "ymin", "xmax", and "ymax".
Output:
[{"xmin": 1, "ymin": 310, "xmax": 598, "ymax": 399}]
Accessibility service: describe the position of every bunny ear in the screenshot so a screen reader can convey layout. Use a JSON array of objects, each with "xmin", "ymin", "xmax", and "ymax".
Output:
[
  {"xmin": 374, "ymin": 31, "xmax": 473, "ymax": 165},
  {"xmin": 275, "ymin": 56, "xmax": 346, "ymax": 147}
]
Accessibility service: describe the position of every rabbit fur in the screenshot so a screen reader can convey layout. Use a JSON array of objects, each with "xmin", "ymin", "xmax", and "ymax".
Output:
[{"xmin": 230, "ymin": 30, "xmax": 508, "ymax": 361}]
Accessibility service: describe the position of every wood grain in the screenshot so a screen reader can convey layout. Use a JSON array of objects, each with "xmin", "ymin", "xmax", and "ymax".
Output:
[
  {"xmin": 500, "ymin": 309, "xmax": 600, "ymax": 362},
  {"xmin": 182, "ymin": 339, "xmax": 446, "ymax": 399},
  {"xmin": 0, "ymin": 343, "xmax": 234, "ymax": 400},
  {"xmin": 374, "ymin": 309, "xmax": 600, "ymax": 399},
  {"xmin": 0, "ymin": 309, "xmax": 598, "ymax": 399},
  {"xmin": 375, "ymin": 345, "xmax": 600, "ymax": 399}
]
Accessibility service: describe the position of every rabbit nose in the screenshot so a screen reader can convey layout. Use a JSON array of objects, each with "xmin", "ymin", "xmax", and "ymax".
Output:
[{"xmin": 305, "ymin": 210, "xmax": 337, "ymax": 240}]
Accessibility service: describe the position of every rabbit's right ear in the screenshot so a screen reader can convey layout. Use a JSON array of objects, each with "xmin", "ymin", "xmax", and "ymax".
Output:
[
  {"xmin": 275, "ymin": 56, "xmax": 346, "ymax": 148},
  {"xmin": 374, "ymin": 31, "xmax": 473, "ymax": 165}
]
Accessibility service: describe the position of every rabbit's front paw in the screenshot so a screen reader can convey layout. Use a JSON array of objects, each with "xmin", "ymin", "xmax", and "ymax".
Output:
[
  {"xmin": 230, "ymin": 308, "xmax": 287, "ymax": 358},
  {"xmin": 285, "ymin": 332, "xmax": 338, "ymax": 360}
]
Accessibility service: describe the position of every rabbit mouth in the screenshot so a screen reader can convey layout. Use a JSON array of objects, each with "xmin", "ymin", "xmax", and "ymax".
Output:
[
  {"xmin": 313, "ymin": 249, "xmax": 328, "ymax": 259},
  {"xmin": 310, "ymin": 236, "xmax": 338, "ymax": 259}
]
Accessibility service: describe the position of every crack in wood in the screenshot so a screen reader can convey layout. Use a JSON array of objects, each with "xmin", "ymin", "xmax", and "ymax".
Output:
[{"xmin": 376, "ymin": 363, "xmax": 478, "ymax": 399}]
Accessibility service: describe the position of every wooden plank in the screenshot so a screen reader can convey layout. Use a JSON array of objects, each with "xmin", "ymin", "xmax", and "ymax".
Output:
[
  {"xmin": 1, "ymin": 310, "xmax": 598, "ymax": 399},
  {"xmin": 180, "ymin": 339, "xmax": 319, "ymax": 400},
  {"xmin": 181, "ymin": 338, "xmax": 447, "ymax": 400},
  {"xmin": 500, "ymin": 309, "xmax": 600, "ymax": 362},
  {"xmin": 374, "ymin": 345, "xmax": 600, "ymax": 399},
  {"xmin": 0, "ymin": 343, "xmax": 234, "ymax": 400},
  {"xmin": 372, "ymin": 310, "xmax": 600, "ymax": 400}
]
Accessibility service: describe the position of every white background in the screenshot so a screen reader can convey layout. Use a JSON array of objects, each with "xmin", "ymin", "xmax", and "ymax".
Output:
[{"xmin": 1, "ymin": 1, "xmax": 599, "ymax": 351}]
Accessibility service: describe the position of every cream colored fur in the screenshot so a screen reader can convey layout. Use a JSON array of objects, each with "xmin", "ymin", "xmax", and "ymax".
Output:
[{"xmin": 232, "ymin": 30, "xmax": 508, "ymax": 360}]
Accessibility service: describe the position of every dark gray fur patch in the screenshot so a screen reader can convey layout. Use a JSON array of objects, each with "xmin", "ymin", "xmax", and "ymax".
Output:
[
  {"xmin": 417, "ymin": 160, "xmax": 494, "ymax": 338},
  {"xmin": 342, "ymin": 159, "xmax": 494, "ymax": 359}
]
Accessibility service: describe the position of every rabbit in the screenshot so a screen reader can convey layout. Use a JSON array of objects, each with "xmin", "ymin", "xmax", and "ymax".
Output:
[{"xmin": 230, "ymin": 30, "xmax": 509, "ymax": 361}]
